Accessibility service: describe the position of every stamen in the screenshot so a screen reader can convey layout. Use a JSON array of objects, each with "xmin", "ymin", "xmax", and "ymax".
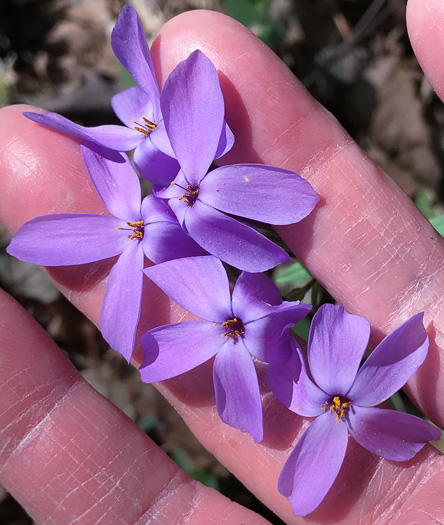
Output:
[
  {"xmin": 323, "ymin": 395, "xmax": 351, "ymax": 422},
  {"xmin": 171, "ymin": 182, "xmax": 200, "ymax": 206},
  {"xmin": 115, "ymin": 220, "xmax": 145, "ymax": 241},
  {"xmin": 131, "ymin": 118, "xmax": 157, "ymax": 137},
  {"xmin": 221, "ymin": 317, "xmax": 245, "ymax": 340}
]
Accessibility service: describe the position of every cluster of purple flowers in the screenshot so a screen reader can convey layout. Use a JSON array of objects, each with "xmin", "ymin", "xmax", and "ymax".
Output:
[{"xmin": 7, "ymin": 5, "xmax": 440, "ymax": 516}]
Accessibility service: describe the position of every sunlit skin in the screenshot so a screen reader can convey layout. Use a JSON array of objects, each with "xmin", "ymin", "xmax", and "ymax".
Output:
[{"xmin": 0, "ymin": 0, "xmax": 444, "ymax": 523}]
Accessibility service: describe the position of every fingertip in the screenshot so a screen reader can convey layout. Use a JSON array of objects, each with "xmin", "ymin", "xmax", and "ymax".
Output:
[
  {"xmin": 407, "ymin": 0, "xmax": 444, "ymax": 102},
  {"xmin": 0, "ymin": 104, "xmax": 104, "ymax": 232}
]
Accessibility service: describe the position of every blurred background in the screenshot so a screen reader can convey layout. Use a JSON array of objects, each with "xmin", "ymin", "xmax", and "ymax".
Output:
[{"xmin": 1, "ymin": 0, "xmax": 443, "ymax": 523}]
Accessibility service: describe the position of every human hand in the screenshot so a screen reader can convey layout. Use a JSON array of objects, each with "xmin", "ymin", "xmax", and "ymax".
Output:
[{"xmin": 1, "ymin": 0, "xmax": 444, "ymax": 523}]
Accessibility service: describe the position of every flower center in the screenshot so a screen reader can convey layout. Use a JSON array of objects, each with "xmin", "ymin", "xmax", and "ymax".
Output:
[
  {"xmin": 322, "ymin": 395, "xmax": 351, "ymax": 423},
  {"xmin": 116, "ymin": 220, "xmax": 144, "ymax": 241},
  {"xmin": 131, "ymin": 117, "xmax": 157, "ymax": 137},
  {"xmin": 171, "ymin": 182, "xmax": 200, "ymax": 206},
  {"xmin": 221, "ymin": 317, "xmax": 245, "ymax": 340}
]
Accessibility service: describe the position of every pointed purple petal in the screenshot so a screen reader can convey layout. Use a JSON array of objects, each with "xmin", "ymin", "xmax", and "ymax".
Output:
[
  {"xmin": 156, "ymin": 170, "xmax": 191, "ymax": 205},
  {"xmin": 199, "ymin": 164, "xmax": 319, "ymax": 224},
  {"xmin": 308, "ymin": 304, "xmax": 370, "ymax": 396},
  {"xmin": 7, "ymin": 214, "xmax": 129, "ymax": 265},
  {"xmin": 232, "ymin": 272, "xmax": 283, "ymax": 313},
  {"xmin": 347, "ymin": 313, "xmax": 429, "ymax": 406},
  {"xmin": 160, "ymin": 50, "xmax": 225, "ymax": 183},
  {"xmin": 133, "ymin": 137, "xmax": 179, "ymax": 187},
  {"xmin": 215, "ymin": 121, "xmax": 235, "ymax": 158},
  {"xmin": 111, "ymin": 86, "xmax": 159, "ymax": 128},
  {"xmin": 111, "ymin": 5, "xmax": 161, "ymax": 113},
  {"xmin": 267, "ymin": 346, "xmax": 328, "ymax": 416},
  {"xmin": 242, "ymin": 302, "xmax": 311, "ymax": 363},
  {"xmin": 347, "ymin": 406, "xmax": 441, "ymax": 461},
  {"xmin": 143, "ymin": 256, "xmax": 232, "ymax": 321},
  {"xmin": 23, "ymin": 112, "xmax": 143, "ymax": 151},
  {"xmin": 143, "ymin": 221, "xmax": 208, "ymax": 263},
  {"xmin": 140, "ymin": 321, "xmax": 221, "ymax": 382},
  {"xmin": 278, "ymin": 411, "xmax": 348, "ymax": 517},
  {"xmin": 81, "ymin": 146, "xmax": 142, "ymax": 222},
  {"xmin": 141, "ymin": 194, "xmax": 178, "ymax": 223},
  {"xmin": 149, "ymin": 120, "xmax": 175, "ymax": 157},
  {"xmin": 213, "ymin": 339, "xmax": 263, "ymax": 442},
  {"xmin": 100, "ymin": 241, "xmax": 144, "ymax": 362},
  {"xmin": 178, "ymin": 200, "xmax": 289, "ymax": 272}
]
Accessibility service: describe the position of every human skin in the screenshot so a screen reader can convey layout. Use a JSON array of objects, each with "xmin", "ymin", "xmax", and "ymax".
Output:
[{"xmin": 0, "ymin": 0, "xmax": 444, "ymax": 523}]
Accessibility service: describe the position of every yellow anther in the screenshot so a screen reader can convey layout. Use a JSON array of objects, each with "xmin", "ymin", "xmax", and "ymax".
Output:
[
  {"xmin": 127, "ymin": 220, "xmax": 144, "ymax": 228},
  {"xmin": 132, "ymin": 117, "xmax": 157, "ymax": 137},
  {"xmin": 221, "ymin": 317, "xmax": 245, "ymax": 339},
  {"xmin": 130, "ymin": 231, "xmax": 143, "ymax": 241},
  {"xmin": 324, "ymin": 396, "xmax": 351, "ymax": 422}
]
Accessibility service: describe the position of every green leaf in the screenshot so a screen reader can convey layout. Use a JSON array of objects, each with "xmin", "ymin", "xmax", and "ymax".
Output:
[
  {"xmin": 414, "ymin": 186, "xmax": 437, "ymax": 220},
  {"xmin": 117, "ymin": 61, "xmax": 137, "ymax": 89},
  {"xmin": 170, "ymin": 449, "xmax": 219, "ymax": 489},
  {"xmin": 138, "ymin": 414, "xmax": 157, "ymax": 434},
  {"xmin": 275, "ymin": 261, "xmax": 313, "ymax": 283},
  {"xmin": 292, "ymin": 317, "xmax": 311, "ymax": 341},
  {"xmin": 429, "ymin": 214, "xmax": 444, "ymax": 236}
]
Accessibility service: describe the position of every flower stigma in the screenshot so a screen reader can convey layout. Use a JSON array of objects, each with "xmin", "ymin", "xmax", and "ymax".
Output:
[
  {"xmin": 131, "ymin": 117, "xmax": 157, "ymax": 137},
  {"xmin": 116, "ymin": 220, "xmax": 144, "ymax": 241},
  {"xmin": 321, "ymin": 395, "xmax": 352, "ymax": 423},
  {"xmin": 221, "ymin": 317, "xmax": 245, "ymax": 340},
  {"xmin": 171, "ymin": 181, "xmax": 200, "ymax": 206}
]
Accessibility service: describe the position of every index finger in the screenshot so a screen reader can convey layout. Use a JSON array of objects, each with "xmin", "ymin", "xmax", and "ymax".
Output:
[{"xmin": 151, "ymin": 8, "xmax": 444, "ymax": 430}]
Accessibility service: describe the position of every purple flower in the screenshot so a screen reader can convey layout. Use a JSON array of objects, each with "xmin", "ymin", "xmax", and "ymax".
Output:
[
  {"xmin": 140, "ymin": 255, "xmax": 311, "ymax": 442},
  {"xmin": 7, "ymin": 146, "xmax": 206, "ymax": 361},
  {"xmin": 267, "ymin": 303, "xmax": 441, "ymax": 516},
  {"xmin": 156, "ymin": 51, "xmax": 320, "ymax": 272},
  {"xmin": 23, "ymin": 6, "xmax": 234, "ymax": 186}
]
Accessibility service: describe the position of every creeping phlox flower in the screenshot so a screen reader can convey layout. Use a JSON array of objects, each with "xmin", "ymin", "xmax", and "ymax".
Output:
[
  {"xmin": 155, "ymin": 51, "xmax": 320, "ymax": 273},
  {"xmin": 140, "ymin": 255, "xmax": 311, "ymax": 442},
  {"xmin": 7, "ymin": 146, "xmax": 206, "ymax": 361},
  {"xmin": 23, "ymin": 5, "xmax": 234, "ymax": 187},
  {"xmin": 267, "ymin": 304, "xmax": 441, "ymax": 516}
]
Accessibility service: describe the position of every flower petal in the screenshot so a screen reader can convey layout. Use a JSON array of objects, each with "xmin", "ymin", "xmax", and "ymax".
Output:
[
  {"xmin": 267, "ymin": 346, "xmax": 328, "ymax": 416},
  {"xmin": 81, "ymin": 146, "xmax": 142, "ymax": 222},
  {"xmin": 347, "ymin": 313, "xmax": 429, "ymax": 406},
  {"xmin": 308, "ymin": 304, "xmax": 370, "ymax": 396},
  {"xmin": 199, "ymin": 164, "xmax": 319, "ymax": 224},
  {"xmin": 23, "ymin": 111, "xmax": 143, "ymax": 151},
  {"xmin": 141, "ymin": 194, "xmax": 178, "ymax": 223},
  {"xmin": 111, "ymin": 86, "xmax": 159, "ymax": 128},
  {"xmin": 140, "ymin": 321, "xmax": 221, "ymax": 382},
  {"xmin": 143, "ymin": 256, "xmax": 232, "ymax": 322},
  {"xmin": 242, "ymin": 302, "xmax": 311, "ymax": 363},
  {"xmin": 133, "ymin": 136, "xmax": 179, "ymax": 187},
  {"xmin": 213, "ymin": 339, "xmax": 263, "ymax": 442},
  {"xmin": 149, "ymin": 120, "xmax": 175, "ymax": 157},
  {"xmin": 160, "ymin": 50, "xmax": 225, "ymax": 183},
  {"xmin": 143, "ymin": 221, "xmax": 208, "ymax": 263},
  {"xmin": 347, "ymin": 406, "xmax": 441, "ymax": 461},
  {"xmin": 278, "ymin": 411, "xmax": 348, "ymax": 517},
  {"xmin": 179, "ymin": 200, "xmax": 289, "ymax": 272},
  {"xmin": 100, "ymin": 241, "xmax": 144, "ymax": 361},
  {"xmin": 7, "ymin": 214, "xmax": 129, "ymax": 265},
  {"xmin": 232, "ymin": 272, "xmax": 283, "ymax": 314},
  {"xmin": 111, "ymin": 5, "xmax": 161, "ymax": 115},
  {"xmin": 215, "ymin": 121, "xmax": 235, "ymax": 159}
]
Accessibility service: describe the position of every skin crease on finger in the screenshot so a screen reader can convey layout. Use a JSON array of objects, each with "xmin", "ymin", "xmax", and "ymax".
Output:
[
  {"xmin": 0, "ymin": 5, "xmax": 444, "ymax": 525},
  {"xmin": 0, "ymin": 289, "xmax": 270, "ymax": 525}
]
